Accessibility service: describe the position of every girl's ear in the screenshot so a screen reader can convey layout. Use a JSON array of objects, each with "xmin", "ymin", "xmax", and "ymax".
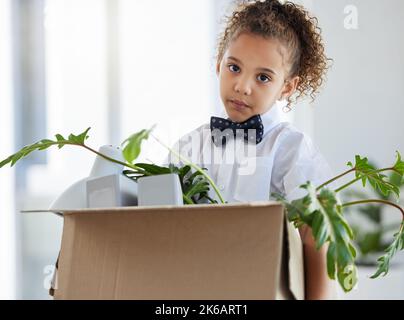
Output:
[
  {"xmin": 279, "ymin": 76, "xmax": 300, "ymax": 100},
  {"xmin": 216, "ymin": 60, "xmax": 221, "ymax": 76}
]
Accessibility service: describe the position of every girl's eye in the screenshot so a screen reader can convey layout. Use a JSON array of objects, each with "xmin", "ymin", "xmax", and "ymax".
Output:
[
  {"xmin": 228, "ymin": 64, "xmax": 271, "ymax": 83},
  {"xmin": 228, "ymin": 64, "xmax": 240, "ymax": 73},
  {"xmin": 257, "ymin": 74, "xmax": 271, "ymax": 83}
]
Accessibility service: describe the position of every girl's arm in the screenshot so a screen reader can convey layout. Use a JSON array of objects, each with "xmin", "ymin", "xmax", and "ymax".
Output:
[{"xmin": 299, "ymin": 225, "xmax": 338, "ymax": 300}]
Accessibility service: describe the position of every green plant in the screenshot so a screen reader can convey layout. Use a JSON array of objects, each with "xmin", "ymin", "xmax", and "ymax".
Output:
[
  {"xmin": 0, "ymin": 126, "xmax": 225, "ymax": 205},
  {"xmin": 123, "ymin": 163, "xmax": 219, "ymax": 205},
  {"xmin": 342, "ymin": 168, "xmax": 404, "ymax": 265},
  {"xmin": 1, "ymin": 127, "xmax": 404, "ymax": 294},
  {"xmin": 120, "ymin": 129, "xmax": 225, "ymax": 204},
  {"xmin": 272, "ymin": 153, "xmax": 404, "ymax": 292}
]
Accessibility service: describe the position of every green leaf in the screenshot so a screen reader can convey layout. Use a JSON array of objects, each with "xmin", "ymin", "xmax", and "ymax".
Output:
[
  {"xmin": 183, "ymin": 174, "xmax": 209, "ymax": 197},
  {"xmin": 389, "ymin": 171, "xmax": 404, "ymax": 189},
  {"xmin": 393, "ymin": 151, "xmax": 404, "ymax": 176},
  {"xmin": 67, "ymin": 127, "xmax": 91, "ymax": 144},
  {"xmin": 371, "ymin": 222, "xmax": 404, "ymax": 278},
  {"xmin": 349, "ymin": 155, "xmax": 400, "ymax": 199},
  {"xmin": 271, "ymin": 189, "xmax": 315, "ymax": 227},
  {"xmin": 349, "ymin": 243, "xmax": 357, "ymax": 258},
  {"xmin": 134, "ymin": 163, "xmax": 171, "ymax": 175},
  {"xmin": 326, "ymin": 242, "xmax": 337, "ymax": 279},
  {"xmin": 278, "ymin": 182, "xmax": 358, "ymax": 292},
  {"xmin": 0, "ymin": 128, "xmax": 91, "ymax": 168},
  {"xmin": 177, "ymin": 165, "xmax": 192, "ymax": 181},
  {"xmin": 122, "ymin": 162, "xmax": 217, "ymax": 205},
  {"xmin": 151, "ymin": 133, "xmax": 226, "ymax": 204},
  {"xmin": 312, "ymin": 212, "xmax": 328, "ymax": 250},
  {"xmin": 185, "ymin": 180, "xmax": 209, "ymax": 199},
  {"xmin": 337, "ymin": 262, "xmax": 357, "ymax": 293},
  {"xmin": 77, "ymin": 127, "xmax": 91, "ymax": 143},
  {"xmin": 121, "ymin": 125, "xmax": 156, "ymax": 164}
]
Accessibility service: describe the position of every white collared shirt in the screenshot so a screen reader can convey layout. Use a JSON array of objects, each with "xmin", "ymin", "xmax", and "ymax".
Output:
[{"xmin": 163, "ymin": 101, "xmax": 335, "ymax": 203}]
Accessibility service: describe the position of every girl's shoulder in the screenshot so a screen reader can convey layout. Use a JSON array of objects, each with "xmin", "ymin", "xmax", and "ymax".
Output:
[
  {"xmin": 276, "ymin": 121, "xmax": 306, "ymax": 141},
  {"xmin": 272, "ymin": 121, "xmax": 325, "ymax": 162}
]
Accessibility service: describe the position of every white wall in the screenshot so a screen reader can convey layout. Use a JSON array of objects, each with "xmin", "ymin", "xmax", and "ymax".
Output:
[
  {"xmin": 119, "ymin": 0, "xmax": 216, "ymax": 164},
  {"xmin": 311, "ymin": 0, "xmax": 404, "ymax": 174},
  {"xmin": 18, "ymin": 0, "xmax": 109, "ymax": 299}
]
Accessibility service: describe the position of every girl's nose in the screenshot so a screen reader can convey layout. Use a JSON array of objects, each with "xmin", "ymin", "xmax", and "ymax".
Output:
[{"xmin": 234, "ymin": 79, "xmax": 252, "ymax": 95}]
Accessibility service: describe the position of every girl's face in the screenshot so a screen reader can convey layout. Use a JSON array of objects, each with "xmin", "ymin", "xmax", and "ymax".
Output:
[{"xmin": 216, "ymin": 32, "xmax": 299, "ymax": 123}]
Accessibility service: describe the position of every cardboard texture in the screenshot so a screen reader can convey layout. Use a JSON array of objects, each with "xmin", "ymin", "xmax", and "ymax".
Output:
[{"xmin": 31, "ymin": 201, "xmax": 305, "ymax": 300}]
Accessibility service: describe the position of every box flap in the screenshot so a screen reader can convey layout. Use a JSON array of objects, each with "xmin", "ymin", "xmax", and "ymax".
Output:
[
  {"xmin": 21, "ymin": 201, "xmax": 280, "ymax": 215},
  {"xmin": 285, "ymin": 218, "xmax": 305, "ymax": 300},
  {"xmin": 21, "ymin": 209, "xmax": 64, "ymax": 217},
  {"xmin": 52, "ymin": 201, "xmax": 292, "ymax": 300},
  {"xmin": 274, "ymin": 216, "xmax": 305, "ymax": 300}
]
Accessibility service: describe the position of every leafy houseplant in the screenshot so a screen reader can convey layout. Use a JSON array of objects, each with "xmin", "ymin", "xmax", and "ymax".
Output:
[{"xmin": 1, "ymin": 126, "xmax": 403, "ymax": 293}]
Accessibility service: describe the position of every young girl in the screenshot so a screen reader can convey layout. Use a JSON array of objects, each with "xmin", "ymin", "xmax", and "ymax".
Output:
[{"xmin": 164, "ymin": 0, "xmax": 337, "ymax": 299}]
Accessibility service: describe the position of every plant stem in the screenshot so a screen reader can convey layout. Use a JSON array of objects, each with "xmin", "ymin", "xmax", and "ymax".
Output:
[
  {"xmin": 334, "ymin": 176, "xmax": 362, "ymax": 193},
  {"xmin": 316, "ymin": 167, "xmax": 397, "ymax": 192},
  {"xmin": 334, "ymin": 167, "xmax": 396, "ymax": 193},
  {"xmin": 341, "ymin": 199, "xmax": 404, "ymax": 219},
  {"xmin": 150, "ymin": 134, "xmax": 226, "ymax": 204},
  {"xmin": 316, "ymin": 168, "xmax": 355, "ymax": 191},
  {"xmin": 183, "ymin": 195, "xmax": 194, "ymax": 205},
  {"xmin": 80, "ymin": 144, "xmax": 147, "ymax": 173}
]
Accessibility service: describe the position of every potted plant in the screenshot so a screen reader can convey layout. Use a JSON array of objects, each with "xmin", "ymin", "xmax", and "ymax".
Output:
[{"xmin": 1, "ymin": 126, "xmax": 403, "ymax": 294}]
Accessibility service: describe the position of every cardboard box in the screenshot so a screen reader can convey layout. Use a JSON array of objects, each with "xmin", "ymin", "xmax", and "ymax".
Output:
[{"xmin": 26, "ymin": 201, "xmax": 305, "ymax": 300}]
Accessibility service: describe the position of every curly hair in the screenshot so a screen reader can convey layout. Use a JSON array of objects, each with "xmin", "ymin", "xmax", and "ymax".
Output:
[{"xmin": 215, "ymin": 0, "xmax": 332, "ymax": 107}]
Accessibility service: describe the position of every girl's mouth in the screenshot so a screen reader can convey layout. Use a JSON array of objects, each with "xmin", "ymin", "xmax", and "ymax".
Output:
[{"xmin": 230, "ymin": 100, "xmax": 250, "ymax": 111}]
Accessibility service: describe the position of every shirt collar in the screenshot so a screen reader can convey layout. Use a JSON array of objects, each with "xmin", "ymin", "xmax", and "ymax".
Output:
[{"xmin": 218, "ymin": 100, "xmax": 288, "ymax": 136}]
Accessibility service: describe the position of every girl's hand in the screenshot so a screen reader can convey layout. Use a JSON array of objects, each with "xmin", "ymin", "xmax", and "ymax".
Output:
[
  {"xmin": 298, "ymin": 224, "xmax": 338, "ymax": 300},
  {"xmin": 298, "ymin": 224, "xmax": 316, "ymax": 247}
]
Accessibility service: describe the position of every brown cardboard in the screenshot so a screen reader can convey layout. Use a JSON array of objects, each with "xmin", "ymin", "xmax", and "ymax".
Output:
[{"xmin": 27, "ymin": 201, "xmax": 305, "ymax": 299}]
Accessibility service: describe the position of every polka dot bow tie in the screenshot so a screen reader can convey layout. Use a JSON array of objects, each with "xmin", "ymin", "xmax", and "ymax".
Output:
[{"xmin": 210, "ymin": 114, "xmax": 264, "ymax": 147}]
